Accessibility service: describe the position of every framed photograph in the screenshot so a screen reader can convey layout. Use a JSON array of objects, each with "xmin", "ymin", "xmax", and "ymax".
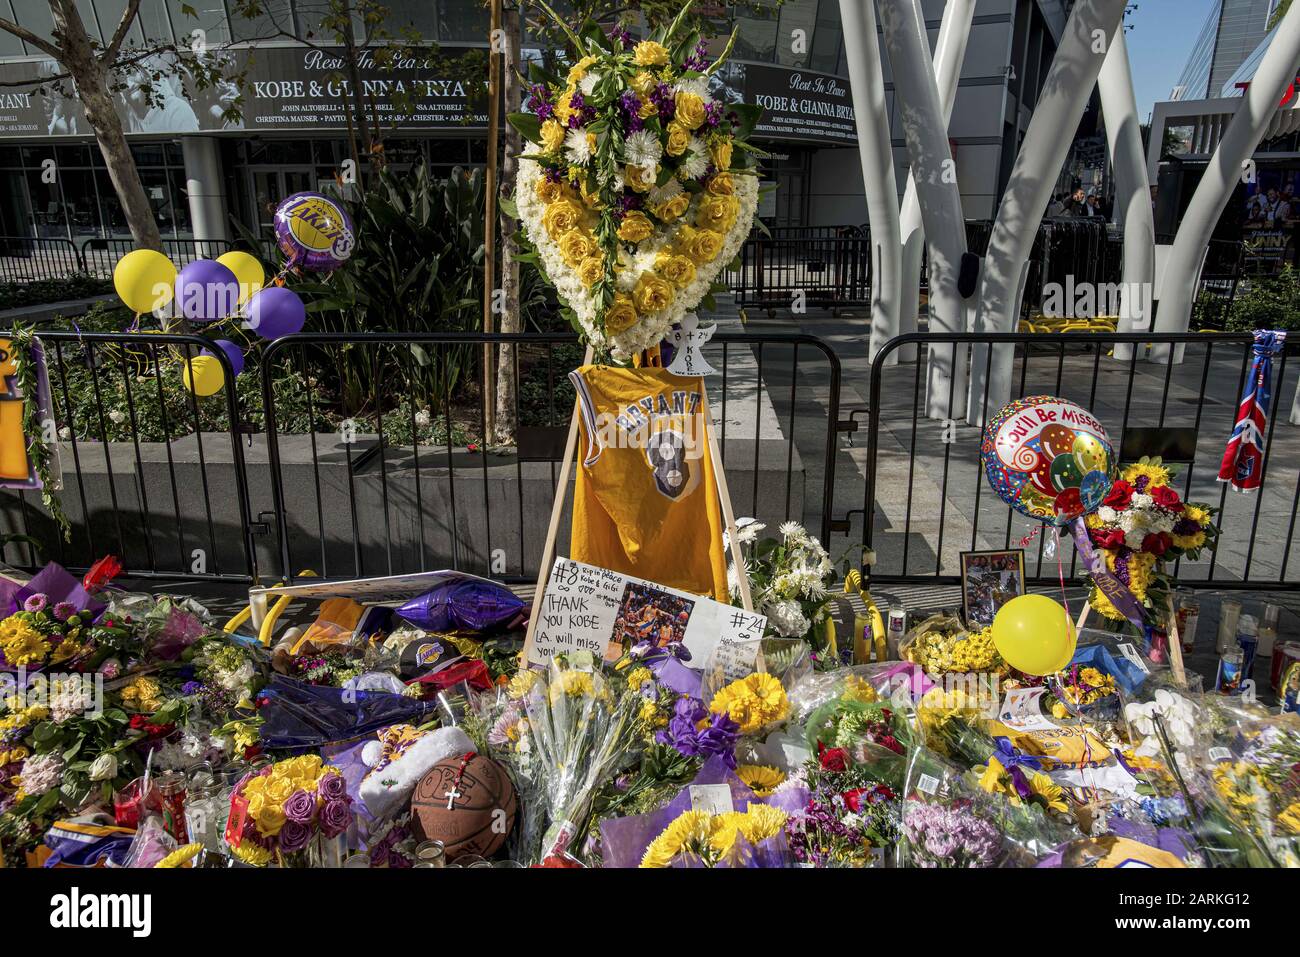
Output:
[
  {"xmin": 611, "ymin": 581, "xmax": 696, "ymax": 653},
  {"xmin": 960, "ymin": 549, "xmax": 1026, "ymax": 629}
]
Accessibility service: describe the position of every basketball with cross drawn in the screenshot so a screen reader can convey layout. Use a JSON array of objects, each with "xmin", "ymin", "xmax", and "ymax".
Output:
[{"xmin": 410, "ymin": 752, "xmax": 518, "ymax": 861}]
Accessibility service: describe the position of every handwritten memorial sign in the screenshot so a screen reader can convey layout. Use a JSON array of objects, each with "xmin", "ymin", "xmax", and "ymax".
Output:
[{"xmin": 526, "ymin": 557, "xmax": 766, "ymax": 667}]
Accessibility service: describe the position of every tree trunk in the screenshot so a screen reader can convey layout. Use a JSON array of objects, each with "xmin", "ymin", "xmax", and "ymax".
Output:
[
  {"xmin": 494, "ymin": 2, "xmax": 522, "ymax": 445},
  {"xmin": 50, "ymin": 1, "xmax": 162, "ymax": 252}
]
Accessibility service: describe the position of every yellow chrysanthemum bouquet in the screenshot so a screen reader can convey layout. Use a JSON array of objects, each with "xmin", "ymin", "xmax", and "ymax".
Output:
[
  {"xmin": 639, "ymin": 803, "xmax": 789, "ymax": 867},
  {"xmin": 510, "ymin": 1, "xmax": 763, "ymax": 359}
]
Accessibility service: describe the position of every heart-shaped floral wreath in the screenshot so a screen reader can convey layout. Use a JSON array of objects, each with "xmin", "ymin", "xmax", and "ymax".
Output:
[{"xmin": 511, "ymin": 4, "xmax": 763, "ymax": 360}]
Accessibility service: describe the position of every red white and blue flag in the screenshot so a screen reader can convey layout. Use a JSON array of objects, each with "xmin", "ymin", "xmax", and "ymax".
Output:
[{"xmin": 1218, "ymin": 330, "xmax": 1287, "ymax": 493}]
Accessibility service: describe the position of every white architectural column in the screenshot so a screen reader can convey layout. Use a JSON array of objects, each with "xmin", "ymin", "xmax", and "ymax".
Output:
[
  {"xmin": 896, "ymin": 0, "xmax": 975, "ymax": 367},
  {"xmin": 967, "ymin": 0, "xmax": 1129, "ymax": 427},
  {"xmin": 839, "ymin": 0, "xmax": 902, "ymax": 364},
  {"xmin": 181, "ymin": 136, "xmax": 230, "ymax": 244},
  {"xmin": 1097, "ymin": 28, "xmax": 1154, "ymax": 362},
  {"xmin": 1154, "ymin": 3, "xmax": 1300, "ymax": 365},
  {"xmin": 879, "ymin": 0, "xmax": 970, "ymax": 419}
]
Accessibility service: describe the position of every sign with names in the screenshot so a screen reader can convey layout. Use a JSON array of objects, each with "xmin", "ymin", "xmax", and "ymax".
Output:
[{"xmin": 526, "ymin": 557, "xmax": 766, "ymax": 667}]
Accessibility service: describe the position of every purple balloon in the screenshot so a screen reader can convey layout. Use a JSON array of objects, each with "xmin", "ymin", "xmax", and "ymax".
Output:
[
  {"xmin": 246, "ymin": 287, "xmax": 306, "ymax": 340},
  {"xmin": 203, "ymin": 339, "xmax": 245, "ymax": 376},
  {"xmin": 175, "ymin": 259, "xmax": 239, "ymax": 324},
  {"xmin": 273, "ymin": 192, "xmax": 355, "ymax": 273}
]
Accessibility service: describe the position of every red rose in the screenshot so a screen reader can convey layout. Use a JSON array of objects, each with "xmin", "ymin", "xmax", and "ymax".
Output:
[
  {"xmin": 818, "ymin": 744, "xmax": 849, "ymax": 772},
  {"xmin": 129, "ymin": 714, "xmax": 147, "ymax": 730},
  {"xmin": 1150, "ymin": 485, "xmax": 1184, "ymax": 512},
  {"xmin": 880, "ymin": 735, "xmax": 903, "ymax": 755},
  {"xmin": 1090, "ymin": 527, "xmax": 1126, "ymax": 550},
  {"xmin": 1103, "ymin": 481, "xmax": 1134, "ymax": 509},
  {"xmin": 1141, "ymin": 532, "xmax": 1172, "ymax": 556}
]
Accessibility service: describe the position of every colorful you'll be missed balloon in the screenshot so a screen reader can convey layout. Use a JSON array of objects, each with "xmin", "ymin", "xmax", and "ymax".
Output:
[
  {"xmin": 273, "ymin": 191, "xmax": 355, "ymax": 273},
  {"xmin": 982, "ymin": 395, "xmax": 1117, "ymax": 524}
]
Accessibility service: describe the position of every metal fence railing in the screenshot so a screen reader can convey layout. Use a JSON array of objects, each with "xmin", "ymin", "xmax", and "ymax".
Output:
[
  {"xmin": 0, "ymin": 236, "xmax": 238, "ymax": 284},
  {"xmin": 850, "ymin": 331, "xmax": 1300, "ymax": 592},
  {"xmin": 0, "ymin": 329, "xmax": 842, "ymax": 587},
  {"xmin": 0, "ymin": 330, "xmax": 255, "ymax": 583}
]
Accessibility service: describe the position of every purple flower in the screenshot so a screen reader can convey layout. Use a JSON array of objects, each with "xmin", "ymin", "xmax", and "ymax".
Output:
[
  {"xmin": 655, "ymin": 697, "xmax": 739, "ymax": 767},
  {"xmin": 181, "ymin": 680, "xmax": 203, "ymax": 696},
  {"xmin": 526, "ymin": 83, "xmax": 554, "ymax": 121},
  {"xmin": 684, "ymin": 39, "xmax": 710, "ymax": 72},
  {"xmin": 52, "ymin": 601, "xmax": 76, "ymax": 621},
  {"xmin": 23, "ymin": 594, "xmax": 48, "ymax": 613},
  {"xmin": 319, "ymin": 798, "xmax": 352, "ymax": 838},
  {"xmin": 609, "ymin": 23, "xmax": 633, "ymax": 49},
  {"xmin": 283, "ymin": 788, "xmax": 317, "ymax": 825},
  {"xmin": 278, "ymin": 818, "xmax": 312, "ymax": 854},
  {"xmin": 318, "ymin": 771, "xmax": 347, "ymax": 801},
  {"xmin": 704, "ymin": 100, "xmax": 723, "ymax": 128},
  {"xmin": 650, "ymin": 83, "xmax": 676, "ymax": 121}
]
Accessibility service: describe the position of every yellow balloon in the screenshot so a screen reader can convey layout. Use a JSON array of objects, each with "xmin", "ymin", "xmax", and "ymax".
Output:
[
  {"xmin": 991, "ymin": 594, "xmax": 1077, "ymax": 676},
  {"xmin": 216, "ymin": 251, "xmax": 265, "ymax": 304},
  {"xmin": 1072, "ymin": 432, "xmax": 1108, "ymax": 475},
  {"xmin": 182, "ymin": 355, "xmax": 225, "ymax": 397},
  {"xmin": 114, "ymin": 249, "xmax": 176, "ymax": 314}
]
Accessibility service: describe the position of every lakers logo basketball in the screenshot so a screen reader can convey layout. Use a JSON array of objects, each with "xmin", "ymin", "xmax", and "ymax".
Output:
[{"xmin": 273, "ymin": 191, "xmax": 356, "ymax": 271}]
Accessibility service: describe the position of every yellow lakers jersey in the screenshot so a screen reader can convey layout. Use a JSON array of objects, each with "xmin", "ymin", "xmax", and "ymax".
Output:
[
  {"xmin": 0, "ymin": 339, "xmax": 30, "ymax": 482},
  {"xmin": 568, "ymin": 365, "xmax": 730, "ymax": 602}
]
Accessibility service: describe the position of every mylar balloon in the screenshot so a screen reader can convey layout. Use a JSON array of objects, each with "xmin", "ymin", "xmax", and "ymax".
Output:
[
  {"xmin": 991, "ymin": 594, "xmax": 1077, "ymax": 676},
  {"xmin": 273, "ymin": 191, "xmax": 355, "ymax": 272},
  {"xmin": 246, "ymin": 286, "xmax": 306, "ymax": 340},
  {"xmin": 981, "ymin": 395, "xmax": 1116, "ymax": 524},
  {"xmin": 175, "ymin": 259, "xmax": 239, "ymax": 324},
  {"xmin": 114, "ymin": 249, "xmax": 176, "ymax": 314}
]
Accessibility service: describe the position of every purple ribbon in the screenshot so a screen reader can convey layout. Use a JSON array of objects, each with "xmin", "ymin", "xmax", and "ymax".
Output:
[{"xmin": 1069, "ymin": 517, "xmax": 1146, "ymax": 632}]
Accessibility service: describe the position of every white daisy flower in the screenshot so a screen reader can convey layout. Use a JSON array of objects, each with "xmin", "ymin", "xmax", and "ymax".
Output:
[
  {"xmin": 674, "ymin": 76, "xmax": 710, "ymax": 98},
  {"xmin": 677, "ymin": 137, "xmax": 709, "ymax": 180},
  {"xmin": 564, "ymin": 127, "xmax": 594, "ymax": 165},
  {"xmin": 623, "ymin": 128, "xmax": 662, "ymax": 170},
  {"xmin": 648, "ymin": 179, "xmax": 683, "ymax": 207},
  {"xmin": 579, "ymin": 71, "xmax": 600, "ymax": 97}
]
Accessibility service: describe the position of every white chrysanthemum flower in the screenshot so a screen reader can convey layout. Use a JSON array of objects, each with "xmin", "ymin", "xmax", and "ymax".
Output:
[
  {"xmin": 648, "ymin": 179, "xmax": 683, "ymax": 206},
  {"xmin": 1096, "ymin": 506, "xmax": 1117, "ymax": 523},
  {"xmin": 733, "ymin": 518, "xmax": 765, "ymax": 545},
  {"xmin": 779, "ymin": 520, "xmax": 806, "ymax": 541},
  {"xmin": 764, "ymin": 599, "xmax": 810, "ymax": 638},
  {"xmin": 677, "ymin": 145, "xmax": 709, "ymax": 181},
  {"xmin": 674, "ymin": 76, "xmax": 710, "ymax": 98},
  {"xmin": 624, "ymin": 128, "xmax": 662, "ymax": 170},
  {"xmin": 579, "ymin": 71, "xmax": 600, "ymax": 97},
  {"xmin": 564, "ymin": 127, "xmax": 594, "ymax": 165},
  {"xmin": 727, "ymin": 557, "xmax": 750, "ymax": 599},
  {"xmin": 1131, "ymin": 493, "xmax": 1154, "ymax": 510}
]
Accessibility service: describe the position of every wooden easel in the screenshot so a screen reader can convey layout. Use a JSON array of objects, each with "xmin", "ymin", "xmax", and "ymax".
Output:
[{"xmin": 521, "ymin": 353, "xmax": 754, "ymax": 662}]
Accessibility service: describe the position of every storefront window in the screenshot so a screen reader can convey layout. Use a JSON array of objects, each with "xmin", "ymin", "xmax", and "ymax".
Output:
[
  {"xmin": 382, "ymin": 0, "xmax": 438, "ymax": 38},
  {"xmin": 437, "ymin": 0, "xmax": 486, "ymax": 41},
  {"xmin": 167, "ymin": 0, "xmax": 230, "ymax": 45},
  {"xmin": 9, "ymin": 0, "xmax": 55, "ymax": 53},
  {"xmin": 809, "ymin": 0, "xmax": 843, "ymax": 75},
  {"xmin": 229, "ymin": 0, "xmax": 293, "ymax": 42},
  {"xmin": 734, "ymin": 7, "xmax": 779, "ymax": 63}
]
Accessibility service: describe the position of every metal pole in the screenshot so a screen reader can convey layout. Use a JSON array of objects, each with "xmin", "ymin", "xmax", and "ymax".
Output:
[
  {"xmin": 483, "ymin": 0, "xmax": 502, "ymax": 440},
  {"xmin": 967, "ymin": 0, "xmax": 1129, "ymax": 427},
  {"xmin": 879, "ymin": 0, "xmax": 971, "ymax": 421},
  {"xmin": 839, "ymin": 0, "xmax": 902, "ymax": 362},
  {"xmin": 1098, "ymin": 27, "xmax": 1155, "ymax": 362},
  {"xmin": 1155, "ymin": 2, "xmax": 1300, "ymax": 367},
  {"xmin": 897, "ymin": 0, "xmax": 974, "ymax": 368}
]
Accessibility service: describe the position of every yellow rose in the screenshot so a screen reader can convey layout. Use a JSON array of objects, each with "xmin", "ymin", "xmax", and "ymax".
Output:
[
  {"xmin": 633, "ymin": 41, "xmax": 669, "ymax": 67},
  {"xmin": 292, "ymin": 755, "xmax": 323, "ymax": 778},
  {"xmin": 246, "ymin": 791, "xmax": 266, "ymax": 819},
  {"xmin": 540, "ymin": 119, "xmax": 566, "ymax": 153},
  {"xmin": 687, "ymin": 229, "xmax": 724, "ymax": 263},
  {"xmin": 567, "ymin": 55, "xmax": 597, "ymax": 84},
  {"xmin": 266, "ymin": 776, "xmax": 295, "ymax": 803},
  {"xmin": 710, "ymin": 138, "xmax": 733, "ymax": 170},
  {"xmin": 665, "ymin": 122, "xmax": 690, "ymax": 157},
  {"xmin": 559, "ymin": 229, "xmax": 596, "ymax": 266},
  {"xmin": 675, "ymin": 91, "xmax": 706, "ymax": 130},
  {"xmin": 634, "ymin": 274, "xmax": 673, "ymax": 313},
  {"xmin": 535, "ymin": 176, "xmax": 562, "ymax": 205},
  {"xmin": 651, "ymin": 193, "xmax": 688, "ymax": 223},
  {"xmin": 253, "ymin": 804, "xmax": 286, "ymax": 838},
  {"xmin": 638, "ymin": 98, "xmax": 658, "ymax": 120},
  {"xmin": 577, "ymin": 256, "xmax": 605, "ymax": 287},
  {"xmin": 696, "ymin": 194, "xmax": 738, "ymax": 231},
  {"xmin": 706, "ymin": 172, "xmax": 734, "ymax": 196},
  {"xmin": 8, "ymin": 746, "xmax": 27, "ymax": 762},
  {"xmin": 655, "ymin": 253, "xmax": 697, "ymax": 286},
  {"xmin": 542, "ymin": 200, "xmax": 584, "ymax": 239},
  {"xmin": 605, "ymin": 294, "xmax": 639, "ymax": 333},
  {"xmin": 625, "ymin": 164, "xmax": 656, "ymax": 193},
  {"xmin": 617, "ymin": 211, "xmax": 654, "ymax": 243},
  {"xmin": 631, "ymin": 71, "xmax": 657, "ymax": 96}
]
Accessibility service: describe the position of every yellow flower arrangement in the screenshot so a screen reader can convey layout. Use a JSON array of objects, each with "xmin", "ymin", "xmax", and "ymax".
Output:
[
  {"xmin": 639, "ymin": 804, "xmax": 788, "ymax": 867},
  {"xmin": 231, "ymin": 841, "xmax": 273, "ymax": 867},
  {"xmin": 625, "ymin": 667, "xmax": 653, "ymax": 691},
  {"xmin": 576, "ymin": 255, "xmax": 605, "ymax": 287},
  {"xmin": 120, "ymin": 676, "xmax": 164, "ymax": 713},
  {"xmin": 654, "ymin": 252, "xmax": 696, "ymax": 287},
  {"xmin": 665, "ymin": 122, "xmax": 691, "ymax": 156},
  {"xmin": 710, "ymin": 138, "xmax": 733, "ymax": 169},
  {"xmin": 1279, "ymin": 802, "xmax": 1300, "ymax": 834},
  {"xmin": 1121, "ymin": 460, "xmax": 1171, "ymax": 488},
  {"xmin": 625, "ymin": 164, "xmax": 657, "ymax": 193},
  {"xmin": 633, "ymin": 274, "xmax": 673, "ymax": 314},
  {"xmin": 539, "ymin": 119, "xmax": 566, "ymax": 153},
  {"xmin": 616, "ymin": 210, "xmax": 654, "ymax": 243},
  {"xmin": 558, "ymin": 229, "xmax": 596, "ymax": 267},
  {"xmin": 548, "ymin": 668, "xmax": 597, "ymax": 704},
  {"xmin": 605, "ymin": 294, "xmax": 639, "ymax": 334},
  {"xmin": 541, "ymin": 199, "xmax": 585, "ymax": 239},
  {"xmin": 709, "ymin": 672, "xmax": 789, "ymax": 735},
  {"xmin": 735, "ymin": 764, "xmax": 785, "ymax": 797},
  {"xmin": 674, "ymin": 91, "xmax": 706, "ymax": 129},
  {"xmin": 908, "ymin": 625, "xmax": 1001, "ymax": 675},
  {"xmin": 155, "ymin": 843, "xmax": 203, "ymax": 868}
]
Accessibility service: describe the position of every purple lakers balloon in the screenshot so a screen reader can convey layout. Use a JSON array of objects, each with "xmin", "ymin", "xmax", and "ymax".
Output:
[{"xmin": 273, "ymin": 192, "xmax": 355, "ymax": 273}]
